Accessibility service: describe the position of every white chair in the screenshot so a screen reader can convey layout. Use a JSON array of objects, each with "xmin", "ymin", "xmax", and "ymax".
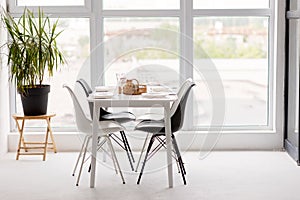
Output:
[
  {"xmin": 63, "ymin": 84, "xmax": 125, "ymax": 186},
  {"xmin": 76, "ymin": 79, "xmax": 135, "ymax": 171}
]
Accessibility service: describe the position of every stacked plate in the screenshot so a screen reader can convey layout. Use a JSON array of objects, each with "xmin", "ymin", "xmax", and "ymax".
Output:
[
  {"xmin": 92, "ymin": 86, "xmax": 114, "ymax": 98},
  {"xmin": 141, "ymin": 92, "xmax": 169, "ymax": 98},
  {"xmin": 149, "ymin": 86, "xmax": 170, "ymax": 93},
  {"xmin": 95, "ymin": 86, "xmax": 110, "ymax": 92},
  {"xmin": 92, "ymin": 92, "xmax": 114, "ymax": 99},
  {"xmin": 141, "ymin": 86, "xmax": 175, "ymax": 98}
]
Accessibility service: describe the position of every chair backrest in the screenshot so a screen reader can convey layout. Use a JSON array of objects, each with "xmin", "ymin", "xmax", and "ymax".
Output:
[
  {"xmin": 175, "ymin": 78, "xmax": 193, "ymax": 102},
  {"xmin": 76, "ymin": 79, "xmax": 111, "ymax": 119},
  {"xmin": 76, "ymin": 79, "xmax": 93, "ymax": 96},
  {"xmin": 63, "ymin": 84, "xmax": 92, "ymax": 134},
  {"xmin": 76, "ymin": 79, "xmax": 94, "ymax": 118},
  {"xmin": 170, "ymin": 79, "xmax": 195, "ymax": 133}
]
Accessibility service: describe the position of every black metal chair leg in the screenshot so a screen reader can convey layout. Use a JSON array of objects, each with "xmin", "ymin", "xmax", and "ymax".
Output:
[
  {"xmin": 172, "ymin": 135, "xmax": 186, "ymax": 175},
  {"xmin": 121, "ymin": 131, "xmax": 135, "ymax": 163},
  {"xmin": 88, "ymin": 163, "xmax": 91, "ymax": 172},
  {"xmin": 178, "ymin": 156, "xmax": 186, "ymax": 175},
  {"xmin": 172, "ymin": 136, "xmax": 187, "ymax": 185},
  {"xmin": 177, "ymin": 156, "xmax": 186, "ymax": 185},
  {"xmin": 120, "ymin": 131, "xmax": 134, "ymax": 171},
  {"xmin": 137, "ymin": 136, "xmax": 155, "ymax": 184}
]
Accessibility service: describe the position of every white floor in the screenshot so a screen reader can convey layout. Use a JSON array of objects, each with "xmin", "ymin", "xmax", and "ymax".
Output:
[{"xmin": 0, "ymin": 151, "xmax": 300, "ymax": 200}]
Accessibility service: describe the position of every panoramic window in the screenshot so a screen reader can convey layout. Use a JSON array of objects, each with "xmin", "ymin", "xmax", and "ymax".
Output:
[
  {"xmin": 9, "ymin": 0, "xmax": 275, "ymax": 131},
  {"xmin": 193, "ymin": 17, "xmax": 269, "ymax": 126}
]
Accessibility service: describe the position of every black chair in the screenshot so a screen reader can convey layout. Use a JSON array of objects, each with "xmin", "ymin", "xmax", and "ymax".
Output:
[
  {"xmin": 135, "ymin": 79, "xmax": 195, "ymax": 185},
  {"xmin": 76, "ymin": 79, "xmax": 136, "ymax": 171}
]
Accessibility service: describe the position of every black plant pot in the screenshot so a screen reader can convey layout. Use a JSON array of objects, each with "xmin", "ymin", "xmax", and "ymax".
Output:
[{"xmin": 19, "ymin": 85, "xmax": 50, "ymax": 116}]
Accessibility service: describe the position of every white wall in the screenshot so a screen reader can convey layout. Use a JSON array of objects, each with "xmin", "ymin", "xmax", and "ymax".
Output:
[{"xmin": 0, "ymin": 0, "xmax": 10, "ymax": 155}]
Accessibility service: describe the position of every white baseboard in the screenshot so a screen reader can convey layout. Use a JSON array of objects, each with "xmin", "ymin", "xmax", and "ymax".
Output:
[{"xmin": 8, "ymin": 130, "xmax": 283, "ymax": 153}]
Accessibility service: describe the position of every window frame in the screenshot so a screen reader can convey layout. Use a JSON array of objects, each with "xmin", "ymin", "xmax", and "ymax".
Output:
[
  {"xmin": 8, "ymin": 0, "xmax": 91, "ymax": 15},
  {"xmin": 7, "ymin": 0, "xmax": 283, "ymax": 134},
  {"xmin": 191, "ymin": 3, "xmax": 275, "ymax": 131}
]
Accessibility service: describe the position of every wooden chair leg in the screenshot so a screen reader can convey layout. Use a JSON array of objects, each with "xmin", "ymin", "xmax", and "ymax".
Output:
[
  {"xmin": 16, "ymin": 119, "xmax": 26, "ymax": 160},
  {"xmin": 15, "ymin": 119, "xmax": 28, "ymax": 160},
  {"xmin": 15, "ymin": 118, "xmax": 28, "ymax": 151},
  {"xmin": 48, "ymin": 117, "xmax": 57, "ymax": 153},
  {"xmin": 43, "ymin": 118, "xmax": 51, "ymax": 161}
]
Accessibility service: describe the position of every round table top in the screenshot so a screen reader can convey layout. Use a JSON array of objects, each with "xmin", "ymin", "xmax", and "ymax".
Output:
[{"xmin": 12, "ymin": 113, "xmax": 56, "ymax": 120}]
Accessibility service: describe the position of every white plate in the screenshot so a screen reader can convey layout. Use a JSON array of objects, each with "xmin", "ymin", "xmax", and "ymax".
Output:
[
  {"xmin": 150, "ymin": 86, "xmax": 171, "ymax": 93},
  {"xmin": 92, "ymin": 92, "xmax": 114, "ymax": 99},
  {"xmin": 95, "ymin": 86, "xmax": 110, "ymax": 92},
  {"xmin": 141, "ymin": 92, "xmax": 168, "ymax": 98}
]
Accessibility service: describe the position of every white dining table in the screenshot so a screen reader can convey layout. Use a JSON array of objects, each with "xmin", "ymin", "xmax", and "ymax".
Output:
[{"xmin": 87, "ymin": 93, "xmax": 177, "ymax": 188}]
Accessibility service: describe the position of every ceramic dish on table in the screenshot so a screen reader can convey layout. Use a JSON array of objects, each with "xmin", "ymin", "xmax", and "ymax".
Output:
[
  {"xmin": 141, "ymin": 92, "xmax": 169, "ymax": 98},
  {"xmin": 91, "ymin": 92, "xmax": 114, "ymax": 99},
  {"xmin": 95, "ymin": 86, "xmax": 111, "ymax": 92}
]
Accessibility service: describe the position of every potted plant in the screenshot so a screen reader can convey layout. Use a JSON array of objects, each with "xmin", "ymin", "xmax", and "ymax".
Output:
[{"xmin": 1, "ymin": 8, "xmax": 65, "ymax": 115}]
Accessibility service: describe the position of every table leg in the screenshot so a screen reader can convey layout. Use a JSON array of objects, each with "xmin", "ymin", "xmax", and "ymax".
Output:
[
  {"xmin": 164, "ymin": 104, "xmax": 173, "ymax": 188},
  {"xmin": 90, "ymin": 102, "xmax": 99, "ymax": 188}
]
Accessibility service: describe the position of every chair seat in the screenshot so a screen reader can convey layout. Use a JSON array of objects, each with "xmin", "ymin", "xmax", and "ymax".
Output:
[
  {"xmin": 97, "ymin": 121, "xmax": 125, "ymax": 134},
  {"xmin": 101, "ymin": 112, "xmax": 136, "ymax": 123},
  {"xmin": 134, "ymin": 119, "xmax": 166, "ymax": 135},
  {"xmin": 136, "ymin": 113, "xmax": 163, "ymax": 121}
]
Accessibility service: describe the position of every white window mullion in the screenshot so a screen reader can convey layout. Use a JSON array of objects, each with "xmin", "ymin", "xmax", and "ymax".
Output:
[
  {"xmin": 268, "ymin": 0, "xmax": 276, "ymax": 130},
  {"xmin": 181, "ymin": 0, "xmax": 193, "ymax": 129},
  {"xmin": 90, "ymin": 0, "xmax": 103, "ymax": 87},
  {"xmin": 180, "ymin": 0, "xmax": 193, "ymax": 82}
]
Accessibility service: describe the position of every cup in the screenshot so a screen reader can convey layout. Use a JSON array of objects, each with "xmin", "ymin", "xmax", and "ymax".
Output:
[{"xmin": 116, "ymin": 73, "xmax": 126, "ymax": 94}]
